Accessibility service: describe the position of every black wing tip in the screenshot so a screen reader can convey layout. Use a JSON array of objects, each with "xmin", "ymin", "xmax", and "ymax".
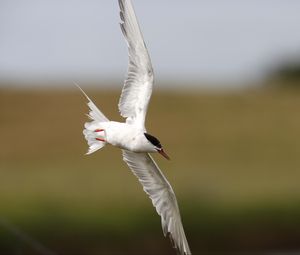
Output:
[
  {"xmin": 120, "ymin": 10, "xmax": 125, "ymax": 22},
  {"xmin": 118, "ymin": 0, "xmax": 124, "ymax": 10},
  {"xmin": 167, "ymin": 234, "xmax": 181, "ymax": 255},
  {"xmin": 168, "ymin": 232, "xmax": 191, "ymax": 255},
  {"xmin": 119, "ymin": 23, "xmax": 127, "ymax": 38}
]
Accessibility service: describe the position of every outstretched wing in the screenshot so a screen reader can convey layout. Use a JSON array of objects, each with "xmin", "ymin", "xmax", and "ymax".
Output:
[
  {"xmin": 118, "ymin": 0, "xmax": 154, "ymax": 127},
  {"xmin": 122, "ymin": 150, "xmax": 191, "ymax": 255}
]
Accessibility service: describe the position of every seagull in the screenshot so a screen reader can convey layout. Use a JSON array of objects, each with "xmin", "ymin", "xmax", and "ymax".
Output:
[{"xmin": 78, "ymin": 0, "xmax": 191, "ymax": 254}]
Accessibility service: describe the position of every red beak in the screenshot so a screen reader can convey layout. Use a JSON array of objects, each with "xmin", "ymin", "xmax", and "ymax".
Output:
[{"xmin": 158, "ymin": 149, "xmax": 170, "ymax": 160}]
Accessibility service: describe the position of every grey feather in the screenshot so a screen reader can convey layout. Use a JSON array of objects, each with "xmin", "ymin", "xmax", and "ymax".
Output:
[
  {"xmin": 118, "ymin": 0, "xmax": 154, "ymax": 126},
  {"xmin": 122, "ymin": 150, "xmax": 192, "ymax": 255}
]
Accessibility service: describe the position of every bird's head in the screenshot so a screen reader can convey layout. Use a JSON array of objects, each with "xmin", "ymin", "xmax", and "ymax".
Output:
[{"xmin": 144, "ymin": 133, "xmax": 170, "ymax": 160}]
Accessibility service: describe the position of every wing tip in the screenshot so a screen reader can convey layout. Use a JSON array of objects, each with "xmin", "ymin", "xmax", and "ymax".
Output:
[{"xmin": 118, "ymin": 0, "xmax": 124, "ymax": 11}]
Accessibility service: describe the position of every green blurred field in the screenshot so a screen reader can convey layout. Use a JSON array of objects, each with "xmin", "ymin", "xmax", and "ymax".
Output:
[{"xmin": 1, "ymin": 86, "xmax": 300, "ymax": 254}]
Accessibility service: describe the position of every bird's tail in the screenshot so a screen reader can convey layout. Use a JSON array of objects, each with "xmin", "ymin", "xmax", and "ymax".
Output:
[
  {"xmin": 83, "ymin": 122, "xmax": 107, "ymax": 155},
  {"xmin": 76, "ymin": 83, "xmax": 110, "ymax": 155}
]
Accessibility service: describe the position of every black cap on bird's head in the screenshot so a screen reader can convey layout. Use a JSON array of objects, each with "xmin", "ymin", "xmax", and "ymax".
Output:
[{"xmin": 144, "ymin": 133, "xmax": 170, "ymax": 160}]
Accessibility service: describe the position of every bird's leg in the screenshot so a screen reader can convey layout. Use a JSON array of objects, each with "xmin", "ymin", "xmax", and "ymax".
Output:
[{"xmin": 95, "ymin": 129, "xmax": 106, "ymax": 142}]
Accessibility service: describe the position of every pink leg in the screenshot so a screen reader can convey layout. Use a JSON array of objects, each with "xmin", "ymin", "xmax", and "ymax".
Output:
[
  {"xmin": 95, "ymin": 129, "xmax": 104, "ymax": 132},
  {"xmin": 96, "ymin": 138, "xmax": 105, "ymax": 142}
]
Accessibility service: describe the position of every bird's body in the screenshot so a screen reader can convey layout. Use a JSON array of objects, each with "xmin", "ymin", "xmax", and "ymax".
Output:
[
  {"xmin": 85, "ymin": 121, "xmax": 155, "ymax": 153},
  {"xmin": 79, "ymin": 0, "xmax": 191, "ymax": 254}
]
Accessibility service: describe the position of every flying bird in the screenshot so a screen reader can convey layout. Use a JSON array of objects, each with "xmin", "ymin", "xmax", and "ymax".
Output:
[{"xmin": 79, "ymin": 0, "xmax": 191, "ymax": 254}]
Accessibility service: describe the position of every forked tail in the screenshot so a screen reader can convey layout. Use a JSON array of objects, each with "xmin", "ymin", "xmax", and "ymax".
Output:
[{"xmin": 76, "ymin": 83, "xmax": 110, "ymax": 155}]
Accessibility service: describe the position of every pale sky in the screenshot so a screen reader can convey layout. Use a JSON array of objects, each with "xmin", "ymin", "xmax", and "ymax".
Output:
[{"xmin": 0, "ymin": 0, "xmax": 300, "ymax": 87}]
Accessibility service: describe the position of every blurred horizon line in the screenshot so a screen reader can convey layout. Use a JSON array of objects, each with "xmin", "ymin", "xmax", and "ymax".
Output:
[{"xmin": 0, "ymin": 78, "xmax": 263, "ymax": 91}]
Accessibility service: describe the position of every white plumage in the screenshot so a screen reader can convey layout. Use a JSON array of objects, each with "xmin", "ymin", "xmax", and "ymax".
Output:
[
  {"xmin": 118, "ymin": 0, "xmax": 154, "ymax": 127},
  {"xmin": 79, "ymin": 1, "xmax": 191, "ymax": 254},
  {"xmin": 122, "ymin": 150, "xmax": 191, "ymax": 255}
]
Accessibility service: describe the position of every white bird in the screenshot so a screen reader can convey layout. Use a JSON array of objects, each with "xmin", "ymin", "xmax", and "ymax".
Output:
[{"xmin": 79, "ymin": 0, "xmax": 191, "ymax": 254}]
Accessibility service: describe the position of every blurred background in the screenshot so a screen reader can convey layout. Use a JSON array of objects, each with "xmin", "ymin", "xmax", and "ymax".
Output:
[{"xmin": 1, "ymin": 0, "xmax": 300, "ymax": 254}]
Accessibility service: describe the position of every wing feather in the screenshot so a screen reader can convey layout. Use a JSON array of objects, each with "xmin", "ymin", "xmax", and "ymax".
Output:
[
  {"xmin": 118, "ymin": 0, "xmax": 154, "ymax": 126},
  {"xmin": 122, "ymin": 150, "xmax": 191, "ymax": 255}
]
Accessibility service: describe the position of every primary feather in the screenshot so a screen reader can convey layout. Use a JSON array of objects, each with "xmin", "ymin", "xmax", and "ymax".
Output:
[
  {"xmin": 118, "ymin": 0, "xmax": 154, "ymax": 127},
  {"xmin": 122, "ymin": 150, "xmax": 191, "ymax": 255}
]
